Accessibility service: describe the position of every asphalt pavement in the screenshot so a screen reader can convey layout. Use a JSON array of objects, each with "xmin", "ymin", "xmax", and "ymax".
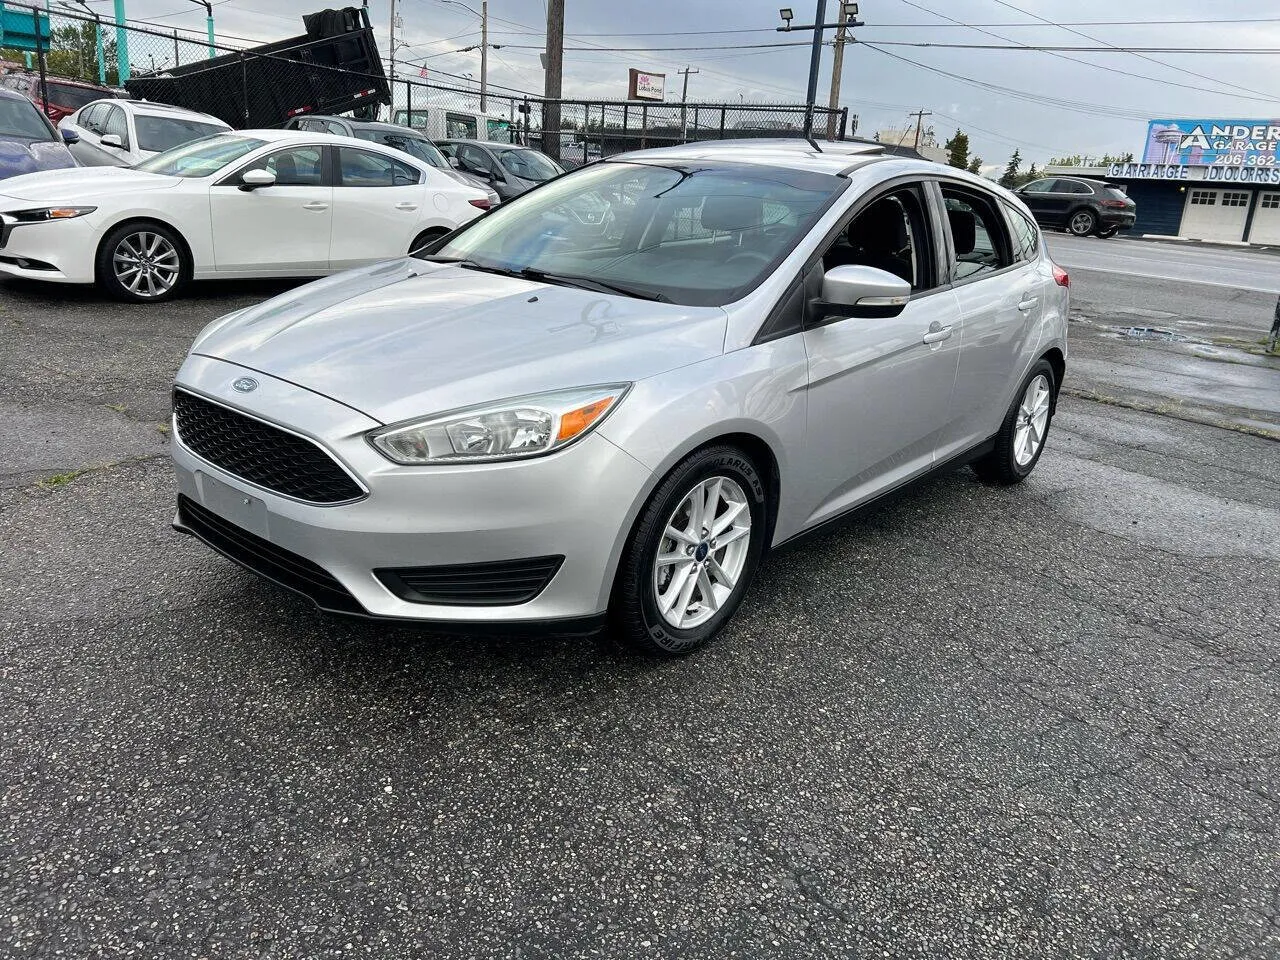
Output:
[{"xmin": 1, "ymin": 244, "xmax": 1278, "ymax": 959}]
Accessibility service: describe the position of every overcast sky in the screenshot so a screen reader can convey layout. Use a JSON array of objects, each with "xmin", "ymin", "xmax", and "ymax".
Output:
[{"xmin": 88, "ymin": 0, "xmax": 1280, "ymax": 170}]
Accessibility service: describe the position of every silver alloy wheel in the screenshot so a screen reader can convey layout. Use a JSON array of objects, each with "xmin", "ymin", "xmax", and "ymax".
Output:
[
  {"xmin": 1014, "ymin": 373, "xmax": 1052, "ymax": 466},
  {"xmin": 653, "ymin": 475, "xmax": 752, "ymax": 630},
  {"xmin": 1070, "ymin": 211, "xmax": 1094, "ymax": 235},
  {"xmin": 113, "ymin": 230, "xmax": 180, "ymax": 298}
]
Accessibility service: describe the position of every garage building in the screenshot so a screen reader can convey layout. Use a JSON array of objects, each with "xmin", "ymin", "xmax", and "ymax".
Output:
[{"xmin": 1043, "ymin": 117, "xmax": 1280, "ymax": 244}]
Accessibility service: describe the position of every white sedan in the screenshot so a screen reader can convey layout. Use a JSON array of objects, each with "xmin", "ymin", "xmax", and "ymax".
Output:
[{"xmin": 0, "ymin": 130, "xmax": 491, "ymax": 302}]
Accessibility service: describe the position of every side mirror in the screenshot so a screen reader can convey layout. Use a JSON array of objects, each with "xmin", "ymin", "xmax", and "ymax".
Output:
[
  {"xmin": 100, "ymin": 133, "xmax": 124, "ymax": 149},
  {"xmin": 447, "ymin": 156, "xmax": 461, "ymax": 169},
  {"xmin": 239, "ymin": 168, "xmax": 277, "ymax": 191},
  {"xmin": 811, "ymin": 265, "xmax": 911, "ymax": 322},
  {"xmin": 61, "ymin": 127, "xmax": 79, "ymax": 145}
]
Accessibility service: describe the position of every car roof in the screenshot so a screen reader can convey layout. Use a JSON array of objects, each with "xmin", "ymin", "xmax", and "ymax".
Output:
[
  {"xmin": 13, "ymin": 72, "xmax": 113, "ymax": 91},
  {"xmin": 238, "ymin": 127, "xmax": 432, "ymax": 157},
  {"xmin": 611, "ymin": 139, "xmax": 889, "ymax": 177}
]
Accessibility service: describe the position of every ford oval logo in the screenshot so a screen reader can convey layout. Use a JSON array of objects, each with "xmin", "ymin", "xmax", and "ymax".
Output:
[{"xmin": 232, "ymin": 377, "xmax": 258, "ymax": 393}]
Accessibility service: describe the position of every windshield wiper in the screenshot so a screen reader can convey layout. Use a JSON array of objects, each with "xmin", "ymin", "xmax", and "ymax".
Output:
[
  {"xmin": 517, "ymin": 268, "xmax": 671, "ymax": 303},
  {"xmin": 449, "ymin": 260, "xmax": 669, "ymax": 302}
]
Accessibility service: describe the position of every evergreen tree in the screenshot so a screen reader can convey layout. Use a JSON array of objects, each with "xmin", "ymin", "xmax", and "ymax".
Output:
[
  {"xmin": 967, "ymin": 156, "xmax": 982, "ymax": 174},
  {"xmin": 944, "ymin": 128, "xmax": 970, "ymax": 169},
  {"xmin": 999, "ymin": 149, "xmax": 1022, "ymax": 188}
]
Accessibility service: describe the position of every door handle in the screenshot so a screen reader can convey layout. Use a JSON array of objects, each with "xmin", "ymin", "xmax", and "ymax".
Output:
[
  {"xmin": 302, "ymin": 201, "xmax": 329, "ymax": 211},
  {"xmin": 394, "ymin": 201, "xmax": 420, "ymax": 211},
  {"xmin": 1017, "ymin": 296, "xmax": 1039, "ymax": 312},
  {"xmin": 922, "ymin": 324, "xmax": 954, "ymax": 345}
]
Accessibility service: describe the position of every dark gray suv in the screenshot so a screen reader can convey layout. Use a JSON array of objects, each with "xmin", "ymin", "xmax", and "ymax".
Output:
[
  {"xmin": 436, "ymin": 139, "xmax": 565, "ymax": 201},
  {"xmin": 1015, "ymin": 176, "xmax": 1137, "ymax": 238}
]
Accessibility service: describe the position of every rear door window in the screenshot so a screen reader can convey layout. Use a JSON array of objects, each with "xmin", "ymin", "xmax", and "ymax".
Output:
[
  {"xmin": 336, "ymin": 147, "xmax": 420, "ymax": 186},
  {"xmin": 1005, "ymin": 204, "xmax": 1040, "ymax": 262},
  {"xmin": 941, "ymin": 186, "xmax": 1014, "ymax": 282}
]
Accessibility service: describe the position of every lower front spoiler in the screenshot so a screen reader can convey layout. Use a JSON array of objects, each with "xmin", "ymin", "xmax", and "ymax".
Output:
[{"xmin": 173, "ymin": 496, "xmax": 607, "ymax": 636}]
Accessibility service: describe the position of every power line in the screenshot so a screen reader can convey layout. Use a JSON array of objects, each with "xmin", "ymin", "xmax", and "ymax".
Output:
[
  {"xmin": 986, "ymin": 0, "xmax": 1280, "ymax": 104},
  {"xmin": 895, "ymin": 0, "xmax": 1280, "ymax": 103}
]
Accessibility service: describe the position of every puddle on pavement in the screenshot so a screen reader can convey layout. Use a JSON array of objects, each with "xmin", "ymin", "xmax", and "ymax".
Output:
[{"xmin": 1117, "ymin": 326, "xmax": 1194, "ymax": 342}]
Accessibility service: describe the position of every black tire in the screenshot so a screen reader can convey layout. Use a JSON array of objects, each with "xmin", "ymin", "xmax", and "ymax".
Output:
[
  {"xmin": 972, "ymin": 359, "xmax": 1057, "ymax": 486},
  {"xmin": 1096, "ymin": 226, "xmax": 1118, "ymax": 238},
  {"xmin": 611, "ymin": 445, "xmax": 768, "ymax": 657},
  {"xmin": 95, "ymin": 221, "xmax": 189, "ymax": 303},
  {"xmin": 409, "ymin": 228, "xmax": 449, "ymax": 258},
  {"xmin": 1067, "ymin": 208, "xmax": 1097, "ymax": 237}
]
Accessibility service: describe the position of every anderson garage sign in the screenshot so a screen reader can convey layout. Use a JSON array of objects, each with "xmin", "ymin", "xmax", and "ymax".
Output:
[{"xmin": 1111, "ymin": 118, "xmax": 1280, "ymax": 182}]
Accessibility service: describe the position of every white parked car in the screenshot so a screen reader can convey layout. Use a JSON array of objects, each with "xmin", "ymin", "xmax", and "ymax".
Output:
[
  {"xmin": 58, "ymin": 99, "xmax": 231, "ymax": 168},
  {"xmin": 0, "ymin": 130, "xmax": 491, "ymax": 301}
]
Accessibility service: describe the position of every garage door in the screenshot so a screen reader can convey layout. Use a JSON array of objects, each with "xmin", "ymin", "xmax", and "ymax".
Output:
[
  {"xmin": 1247, "ymin": 192, "xmax": 1280, "ymax": 244},
  {"xmin": 1178, "ymin": 188, "xmax": 1251, "ymax": 242}
]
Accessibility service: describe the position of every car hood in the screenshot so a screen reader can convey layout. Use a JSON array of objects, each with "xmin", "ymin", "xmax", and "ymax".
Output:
[
  {"xmin": 0, "ymin": 139, "xmax": 77, "ymax": 179},
  {"xmin": 192, "ymin": 258, "xmax": 728, "ymax": 425},
  {"xmin": 0, "ymin": 166, "xmax": 177, "ymax": 201}
]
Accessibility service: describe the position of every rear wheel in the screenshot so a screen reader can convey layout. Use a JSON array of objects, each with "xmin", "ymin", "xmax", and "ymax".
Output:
[
  {"xmin": 409, "ymin": 228, "xmax": 450, "ymax": 258},
  {"xmin": 1068, "ymin": 209, "xmax": 1097, "ymax": 237},
  {"xmin": 972, "ymin": 360, "xmax": 1057, "ymax": 485},
  {"xmin": 611, "ymin": 445, "xmax": 767, "ymax": 656},
  {"xmin": 96, "ymin": 222, "xmax": 188, "ymax": 303}
]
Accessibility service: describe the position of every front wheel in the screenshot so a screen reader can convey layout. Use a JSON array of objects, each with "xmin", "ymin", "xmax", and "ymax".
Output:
[
  {"xmin": 96, "ymin": 222, "xmax": 188, "ymax": 302},
  {"xmin": 1068, "ymin": 209, "xmax": 1097, "ymax": 237},
  {"xmin": 972, "ymin": 360, "xmax": 1057, "ymax": 485},
  {"xmin": 1096, "ymin": 226, "xmax": 1118, "ymax": 238},
  {"xmin": 611, "ymin": 446, "xmax": 767, "ymax": 656}
]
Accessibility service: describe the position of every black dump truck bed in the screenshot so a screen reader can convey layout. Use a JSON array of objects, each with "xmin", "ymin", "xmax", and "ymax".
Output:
[{"xmin": 125, "ymin": 7, "xmax": 390, "ymax": 130}]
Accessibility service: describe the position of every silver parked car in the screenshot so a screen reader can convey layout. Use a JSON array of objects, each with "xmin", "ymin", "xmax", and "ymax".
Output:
[{"xmin": 171, "ymin": 139, "xmax": 1068, "ymax": 655}]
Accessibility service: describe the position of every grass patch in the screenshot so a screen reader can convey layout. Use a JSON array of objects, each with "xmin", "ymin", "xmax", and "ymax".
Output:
[
  {"xmin": 38, "ymin": 469, "xmax": 88, "ymax": 489},
  {"xmin": 105, "ymin": 402, "xmax": 128, "ymax": 414}
]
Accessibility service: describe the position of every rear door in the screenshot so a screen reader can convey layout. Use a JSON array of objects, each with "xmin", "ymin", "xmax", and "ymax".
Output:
[
  {"xmin": 937, "ymin": 182, "xmax": 1044, "ymax": 458},
  {"xmin": 799, "ymin": 181, "xmax": 964, "ymax": 527},
  {"xmin": 208, "ymin": 143, "xmax": 332, "ymax": 273},
  {"xmin": 328, "ymin": 145, "xmax": 427, "ymax": 268}
]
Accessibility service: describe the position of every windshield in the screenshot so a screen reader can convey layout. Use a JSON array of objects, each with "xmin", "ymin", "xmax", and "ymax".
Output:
[
  {"xmin": 135, "ymin": 115, "xmax": 227, "ymax": 154},
  {"xmin": 496, "ymin": 148, "xmax": 562, "ymax": 182},
  {"xmin": 133, "ymin": 133, "xmax": 265, "ymax": 177},
  {"xmin": 435, "ymin": 160, "xmax": 845, "ymax": 307},
  {"xmin": 0, "ymin": 96, "xmax": 55, "ymax": 141},
  {"xmin": 47, "ymin": 82, "xmax": 107, "ymax": 110}
]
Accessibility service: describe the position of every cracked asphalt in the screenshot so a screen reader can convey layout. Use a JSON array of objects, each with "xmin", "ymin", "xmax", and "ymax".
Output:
[{"xmin": 2, "ymin": 243, "xmax": 1279, "ymax": 958}]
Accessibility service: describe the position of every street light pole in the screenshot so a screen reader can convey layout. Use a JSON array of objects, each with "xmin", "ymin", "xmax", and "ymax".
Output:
[
  {"xmin": 113, "ymin": 0, "xmax": 130, "ymax": 82},
  {"xmin": 480, "ymin": 0, "xmax": 487, "ymax": 112},
  {"xmin": 779, "ymin": 1, "xmax": 864, "ymax": 141},
  {"xmin": 187, "ymin": 0, "xmax": 214, "ymax": 58}
]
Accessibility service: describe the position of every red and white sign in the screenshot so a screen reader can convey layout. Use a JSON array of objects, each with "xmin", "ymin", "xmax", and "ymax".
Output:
[{"xmin": 627, "ymin": 68, "xmax": 666, "ymax": 102}]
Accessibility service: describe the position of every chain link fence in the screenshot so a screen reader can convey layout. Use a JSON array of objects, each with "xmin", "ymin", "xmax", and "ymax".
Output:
[{"xmin": 4, "ymin": 2, "xmax": 850, "ymax": 161}]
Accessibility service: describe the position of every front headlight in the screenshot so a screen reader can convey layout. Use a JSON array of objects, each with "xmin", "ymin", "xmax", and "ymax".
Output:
[
  {"xmin": 6, "ymin": 206, "xmax": 96, "ymax": 222},
  {"xmin": 368, "ymin": 384, "xmax": 629, "ymax": 465}
]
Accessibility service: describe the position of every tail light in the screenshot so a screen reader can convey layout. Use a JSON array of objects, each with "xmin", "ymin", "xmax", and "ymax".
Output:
[
  {"xmin": 1052, "ymin": 264, "xmax": 1069, "ymax": 288},
  {"xmin": 1101, "ymin": 199, "xmax": 1128, "ymax": 209},
  {"xmin": 468, "ymin": 198, "xmax": 491, "ymax": 210}
]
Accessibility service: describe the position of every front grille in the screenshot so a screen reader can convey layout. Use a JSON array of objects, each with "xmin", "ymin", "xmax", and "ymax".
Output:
[
  {"xmin": 173, "ymin": 390, "xmax": 363, "ymax": 505},
  {"xmin": 376, "ymin": 556, "xmax": 564, "ymax": 606},
  {"xmin": 176, "ymin": 495, "xmax": 365, "ymax": 615}
]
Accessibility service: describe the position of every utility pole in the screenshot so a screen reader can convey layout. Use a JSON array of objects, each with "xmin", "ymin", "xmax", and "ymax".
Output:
[
  {"xmin": 825, "ymin": 3, "xmax": 851, "ymax": 140},
  {"xmin": 480, "ymin": 0, "xmax": 488, "ymax": 112},
  {"xmin": 909, "ymin": 108, "xmax": 932, "ymax": 151},
  {"xmin": 778, "ymin": 2, "xmax": 863, "ymax": 141},
  {"xmin": 388, "ymin": 0, "xmax": 397, "ymax": 87},
  {"xmin": 543, "ymin": 0, "xmax": 563, "ymax": 161},
  {"xmin": 678, "ymin": 64, "xmax": 699, "ymax": 143}
]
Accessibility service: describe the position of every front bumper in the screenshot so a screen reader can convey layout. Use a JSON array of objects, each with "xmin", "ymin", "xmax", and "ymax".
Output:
[
  {"xmin": 0, "ymin": 213, "xmax": 99, "ymax": 283},
  {"xmin": 171, "ymin": 355, "xmax": 653, "ymax": 626}
]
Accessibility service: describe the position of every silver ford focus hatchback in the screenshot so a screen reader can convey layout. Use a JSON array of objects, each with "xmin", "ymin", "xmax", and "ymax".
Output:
[{"xmin": 171, "ymin": 139, "xmax": 1068, "ymax": 655}]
